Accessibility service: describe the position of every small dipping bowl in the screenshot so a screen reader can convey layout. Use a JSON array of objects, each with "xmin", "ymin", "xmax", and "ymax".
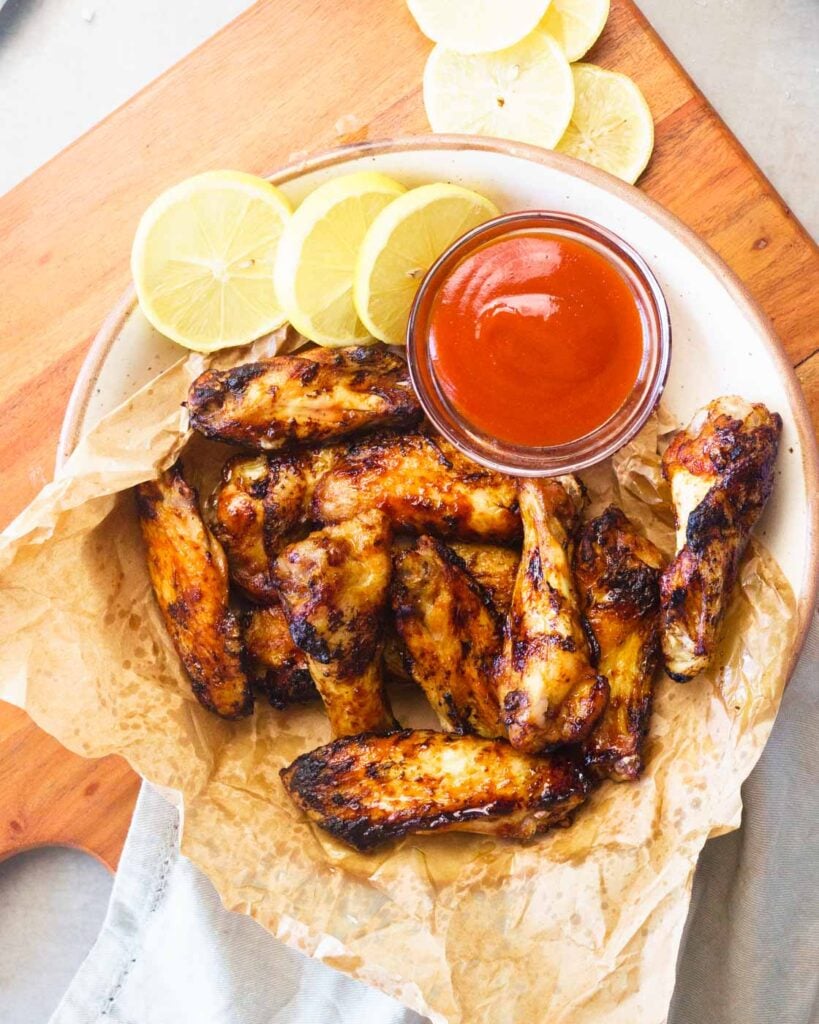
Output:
[{"xmin": 406, "ymin": 211, "xmax": 671, "ymax": 476}]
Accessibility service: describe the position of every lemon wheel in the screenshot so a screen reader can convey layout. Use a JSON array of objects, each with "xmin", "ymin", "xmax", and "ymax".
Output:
[{"xmin": 131, "ymin": 171, "xmax": 293, "ymax": 352}]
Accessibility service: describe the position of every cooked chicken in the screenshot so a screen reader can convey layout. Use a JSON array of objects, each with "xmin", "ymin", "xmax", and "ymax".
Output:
[
  {"xmin": 660, "ymin": 397, "xmax": 782, "ymax": 681},
  {"xmin": 574, "ymin": 507, "xmax": 663, "ymax": 781},
  {"xmin": 209, "ymin": 446, "xmax": 342, "ymax": 601},
  {"xmin": 449, "ymin": 541, "xmax": 519, "ymax": 615},
  {"xmin": 272, "ymin": 510, "xmax": 396, "ymax": 736},
  {"xmin": 392, "ymin": 537, "xmax": 502, "ymax": 736},
  {"xmin": 243, "ymin": 604, "xmax": 318, "ymax": 709},
  {"xmin": 136, "ymin": 463, "xmax": 253, "ymax": 719},
  {"xmin": 382, "ymin": 628, "xmax": 412, "ymax": 683},
  {"xmin": 311, "ymin": 431, "xmax": 520, "ymax": 543},
  {"xmin": 281, "ymin": 729, "xmax": 589, "ymax": 851},
  {"xmin": 187, "ymin": 344, "xmax": 420, "ymax": 451},
  {"xmin": 497, "ymin": 478, "xmax": 608, "ymax": 752}
]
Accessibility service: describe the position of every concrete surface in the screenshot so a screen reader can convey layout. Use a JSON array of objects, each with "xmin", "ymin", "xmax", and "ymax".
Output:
[{"xmin": 0, "ymin": 2, "xmax": 816, "ymax": 1022}]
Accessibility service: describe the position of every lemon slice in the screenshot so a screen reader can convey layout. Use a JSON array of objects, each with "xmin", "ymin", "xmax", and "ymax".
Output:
[
  {"xmin": 423, "ymin": 31, "xmax": 574, "ymax": 150},
  {"xmin": 407, "ymin": 0, "xmax": 552, "ymax": 54},
  {"xmin": 354, "ymin": 183, "xmax": 500, "ymax": 345},
  {"xmin": 540, "ymin": 0, "xmax": 610, "ymax": 62},
  {"xmin": 131, "ymin": 170, "xmax": 293, "ymax": 352},
  {"xmin": 556, "ymin": 63, "xmax": 654, "ymax": 184},
  {"xmin": 273, "ymin": 172, "xmax": 406, "ymax": 346}
]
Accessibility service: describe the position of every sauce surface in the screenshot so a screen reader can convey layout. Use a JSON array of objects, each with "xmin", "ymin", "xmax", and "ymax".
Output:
[{"xmin": 428, "ymin": 231, "xmax": 644, "ymax": 447}]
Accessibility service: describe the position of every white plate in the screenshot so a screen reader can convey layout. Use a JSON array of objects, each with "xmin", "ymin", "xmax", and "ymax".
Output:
[{"xmin": 59, "ymin": 136, "xmax": 819, "ymax": 669}]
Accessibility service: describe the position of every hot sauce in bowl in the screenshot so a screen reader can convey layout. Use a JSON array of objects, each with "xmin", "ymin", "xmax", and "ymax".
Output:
[{"xmin": 408, "ymin": 212, "xmax": 670, "ymax": 476}]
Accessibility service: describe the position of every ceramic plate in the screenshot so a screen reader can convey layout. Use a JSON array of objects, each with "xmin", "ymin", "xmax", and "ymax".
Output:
[{"xmin": 58, "ymin": 136, "xmax": 819, "ymax": 669}]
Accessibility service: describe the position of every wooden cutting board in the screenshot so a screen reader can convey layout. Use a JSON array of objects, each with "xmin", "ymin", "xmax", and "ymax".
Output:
[{"xmin": 1, "ymin": 0, "xmax": 817, "ymax": 872}]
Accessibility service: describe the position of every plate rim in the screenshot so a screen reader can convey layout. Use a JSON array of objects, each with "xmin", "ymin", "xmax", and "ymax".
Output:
[{"xmin": 56, "ymin": 132, "xmax": 819, "ymax": 674}]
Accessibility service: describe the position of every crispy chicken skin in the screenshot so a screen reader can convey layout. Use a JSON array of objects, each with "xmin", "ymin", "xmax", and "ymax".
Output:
[
  {"xmin": 187, "ymin": 344, "xmax": 421, "ymax": 451},
  {"xmin": 392, "ymin": 537, "xmax": 503, "ymax": 736},
  {"xmin": 210, "ymin": 446, "xmax": 342, "ymax": 601},
  {"xmin": 574, "ymin": 508, "xmax": 663, "ymax": 781},
  {"xmin": 243, "ymin": 604, "xmax": 318, "ymax": 709},
  {"xmin": 311, "ymin": 431, "xmax": 520, "ymax": 543},
  {"xmin": 497, "ymin": 478, "xmax": 608, "ymax": 752},
  {"xmin": 448, "ymin": 542, "xmax": 519, "ymax": 615},
  {"xmin": 281, "ymin": 729, "xmax": 589, "ymax": 851},
  {"xmin": 136, "ymin": 463, "xmax": 253, "ymax": 719},
  {"xmin": 660, "ymin": 397, "xmax": 782, "ymax": 681},
  {"xmin": 272, "ymin": 510, "xmax": 397, "ymax": 736}
]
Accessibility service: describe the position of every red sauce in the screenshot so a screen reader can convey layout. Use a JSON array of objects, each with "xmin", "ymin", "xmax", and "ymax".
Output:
[{"xmin": 428, "ymin": 232, "xmax": 644, "ymax": 447}]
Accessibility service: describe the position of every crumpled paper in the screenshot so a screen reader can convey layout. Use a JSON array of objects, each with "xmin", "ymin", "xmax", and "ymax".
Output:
[{"xmin": 0, "ymin": 333, "xmax": 797, "ymax": 1024}]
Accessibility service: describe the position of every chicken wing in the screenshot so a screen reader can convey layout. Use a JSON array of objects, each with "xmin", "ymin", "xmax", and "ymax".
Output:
[
  {"xmin": 281, "ymin": 729, "xmax": 588, "ymax": 851},
  {"xmin": 660, "ymin": 397, "xmax": 782, "ymax": 681},
  {"xmin": 574, "ymin": 507, "xmax": 663, "ymax": 781},
  {"xmin": 136, "ymin": 463, "xmax": 253, "ymax": 719},
  {"xmin": 209, "ymin": 445, "xmax": 342, "ymax": 601},
  {"xmin": 243, "ymin": 604, "xmax": 318, "ymax": 709},
  {"xmin": 497, "ymin": 478, "xmax": 608, "ymax": 752},
  {"xmin": 392, "ymin": 537, "xmax": 502, "ymax": 736},
  {"xmin": 187, "ymin": 343, "xmax": 420, "ymax": 451},
  {"xmin": 272, "ymin": 510, "xmax": 396, "ymax": 736},
  {"xmin": 311, "ymin": 431, "xmax": 520, "ymax": 543}
]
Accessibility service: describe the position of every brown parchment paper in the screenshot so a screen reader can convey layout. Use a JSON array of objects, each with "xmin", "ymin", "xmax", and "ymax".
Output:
[{"xmin": 0, "ymin": 333, "xmax": 797, "ymax": 1024}]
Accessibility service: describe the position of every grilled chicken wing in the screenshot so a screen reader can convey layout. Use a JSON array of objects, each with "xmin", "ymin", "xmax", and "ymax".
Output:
[
  {"xmin": 210, "ymin": 446, "xmax": 342, "ymax": 601},
  {"xmin": 188, "ymin": 344, "xmax": 420, "ymax": 451},
  {"xmin": 449, "ymin": 542, "xmax": 519, "ymax": 615},
  {"xmin": 392, "ymin": 537, "xmax": 502, "ymax": 736},
  {"xmin": 136, "ymin": 464, "xmax": 253, "ymax": 719},
  {"xmin": 243, "ymin": 604, "xmax": 318, "ymax": 709},
  {"xmin": 272, "ymin": 510, "xmax": 396, "ymax": 736},
  {"xmin": 281, "ymin": 729, "xmax": 588, "ymax": 851},
  {"xmin": 574, "ymin": 508, "xmax": 663, "ymax": 781},
  {"xmin": 497, "ymin": 478, "xmax": 608, "ymax": 752},
  {"xmin": 660, "ymin": 397, "xmax": 782, "ymax": 681},
  {"xmin": 311, "ymin": 431, "xmax": 520, "ymax": 543}
]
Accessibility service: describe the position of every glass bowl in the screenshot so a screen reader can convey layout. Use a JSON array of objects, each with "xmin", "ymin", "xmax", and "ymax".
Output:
[{"xmin": 406, "ymin": 210, "xmax": 671, "ymax": 477}]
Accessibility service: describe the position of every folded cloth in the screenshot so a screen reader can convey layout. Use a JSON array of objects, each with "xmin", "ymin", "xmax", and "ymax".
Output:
[{"xmin": 51, "ymin": 615, "xmax": 818, "ymax": 1024}]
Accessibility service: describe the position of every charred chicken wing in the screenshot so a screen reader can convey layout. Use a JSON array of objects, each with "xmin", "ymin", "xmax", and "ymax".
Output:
[
  {"xmin": 660, "ymin": 397, "xmax": 782, "ymax": 681},
  {"xmin": 311, "ymin": 431, "xmax": 520, "ymax": 543},
  {"xmin": 497, "ymin": 478, "xmax": 608, "ymax": 752},
  {"xmin": 136, "ymin": 463, "xmax": 253, "ymax": 719},
  {"xmin": 272, "ymin": 510, "xmax": 396, "ymax": 736},
  {"xmin": 392, "ymin": 537, "xmax": 502, "ymax": 736},
  {"xmin": 243, "ymin": 604, "xmax": 318, "ymax": 709},
  {"xmin": 210, "ymin": 445, "xmax": 342, "ymax": 601},
  {"xmin": 574, "ymin": 507, "xmax": 663, "ymax": 781},
  {"xmin": 187, "ymin": 344, "xmax": 420, "ymax": 451},
  {"xmin": 281, "ymin": 729, "xmax": 588, "ymax": 851}
]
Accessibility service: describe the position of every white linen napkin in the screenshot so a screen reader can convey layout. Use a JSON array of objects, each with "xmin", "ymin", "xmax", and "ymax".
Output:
[{"xmin": 50, "ymin": 614, "xmax": 818, "ymax": 1024}]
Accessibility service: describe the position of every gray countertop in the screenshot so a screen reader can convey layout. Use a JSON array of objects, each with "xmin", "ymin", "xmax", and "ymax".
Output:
[{"xmin": 0, "ymin": 2, "xmax": 816, "ymax": 1021}]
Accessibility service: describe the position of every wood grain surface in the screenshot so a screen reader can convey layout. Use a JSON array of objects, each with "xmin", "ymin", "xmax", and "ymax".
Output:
[{"xmin": 0, "ymin": 0, "xmax": 817, "ymax": 871}]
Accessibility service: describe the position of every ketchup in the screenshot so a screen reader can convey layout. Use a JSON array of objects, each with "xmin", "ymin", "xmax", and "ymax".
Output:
[{"xmin": 428, "ymin": 232, "xmax": 644, "ymax": 447}]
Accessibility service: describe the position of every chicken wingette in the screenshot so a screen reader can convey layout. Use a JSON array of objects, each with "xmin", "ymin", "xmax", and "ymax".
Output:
[
  {"xmin": 281, "ymin": 730, "xmax": 589, "ymax": 851},
  {"xmin": 392, "ymin": 537, "xmax": 502, "ymax": 736},
  {"xmin": 136, "ymin": 463, "xmax": 253, "ymax": 719},
  {"xmin": 311, "ymin": 431, "xmax": 520, "ymax": 543},
  {"xmin": 243, "ymin": 604, "xmax": 318, "ymax": 709},
  {"xmin": 209, "ymin": 445, "xmax": 342, "ymax": 601},
  {"xmin": 660, "ymin": 396, "xmax": 782, "ymax": 681},
  {"xmin": 272, "ymin": 510, "xmax": 397, "ymax": 736},
  {"xmin": 574, "ymin": 507, "xmax": 663, "ymax": 781},
  {"xmin": 497, "ymin": 478, "xmax": 608, "ymax": 752},
  {"xmin": 187, "ymin": 343, "xmax": 420, "ymax": 451}
]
